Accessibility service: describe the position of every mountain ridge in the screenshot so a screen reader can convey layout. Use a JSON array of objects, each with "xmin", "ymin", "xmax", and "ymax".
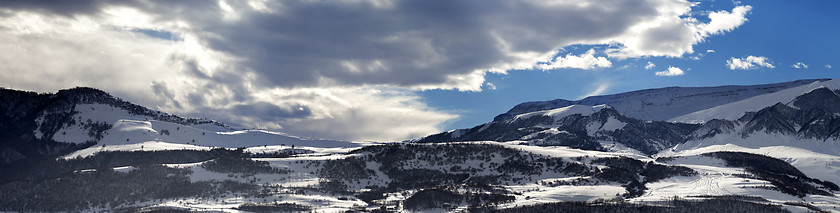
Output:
[
  {"xmin": 419, "ymin": 78, "xmax": 840, "ymax": 157},
  {"xmin": 494, "ymin": 78, "xmax": 828, "ymax": 122}
]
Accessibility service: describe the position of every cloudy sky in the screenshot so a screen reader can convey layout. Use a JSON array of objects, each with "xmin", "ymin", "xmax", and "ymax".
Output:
[{"xmin": 0, "ymin": 0, "xmax": 837, "ymax": 141}]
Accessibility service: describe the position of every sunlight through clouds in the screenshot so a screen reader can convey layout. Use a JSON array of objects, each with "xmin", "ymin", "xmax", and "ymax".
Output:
[{"xmin": 579, "ymin": 82, "xmax": 611, "ymax": 99}]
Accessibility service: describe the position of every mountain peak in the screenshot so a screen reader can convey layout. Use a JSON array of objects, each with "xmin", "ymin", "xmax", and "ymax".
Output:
[
  {"xmin": 792, "ymin": 86, "xmax": 840, "ymax": 113},
  {"xmin": 52, "ymin": 87, "xmax": 121, "ymax": 105},
  {"xmin": 57, "ymin": 86, "xmax": 109, "ymax": 95}
]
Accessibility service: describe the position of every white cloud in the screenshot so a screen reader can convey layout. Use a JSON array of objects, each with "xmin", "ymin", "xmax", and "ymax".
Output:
[
  {"xmin": 0, "ymin": 11, "xmax": 185, "ymax": 104},
  {"xmin": 792, "ymin": 62, "xmax": 808, "ymax": 69},
  {"xmin": 655, "ymin": 66, "xmax": 685, "ymax": 76},
  {"xmin": 0, "ymin": 1, "xmax": 751, "ymax": 92},
  {"xmin": 241, "ymin": 87, "xmax": 458, "ymax": 141},
  {"xmin": 707, "ymin": 49, "xmax": 715, "ymax": 53},
  {"xmin": 645, "ymin": 61, "xmax": 656, "ymax": 70},
  {"xmin": 697, "ymin": 5, "xmax": 752, "ymax": 37},
  {"xmin": 690, "ymin": 54, "xmax": 704, "ymax": 60},
  {"xmin": 726, "ymin": 56, "xmax": 775, "ymax": 70},
  {"xmin": 535, "ymin": 49, "xmax": 612, "ymax": 70},
  {"xmin": 0, "ymin": 11, "xmax": 455, "ymax": 142},
  {"xmin": 485, "ymin": 82, "xmax": 497, "ymax": 90},
  {"xmin": 827, "ymin": 65, "xmax": 832, "ymax": 69},
  {"xmin": 0, "ymin": 1, "xmax": 754, "ymax": 141},
  {"xmin": 607, "ymin": 5, "xmax": 752, "ymax": 59}
]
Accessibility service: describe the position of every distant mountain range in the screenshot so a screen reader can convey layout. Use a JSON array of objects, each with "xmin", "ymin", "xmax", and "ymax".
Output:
[
  {"xmin": 493, "ymin": 79, "xmax": 826, "ymax": 122},
  {"xmin": 418, "ymin": 78, "xmax": 840, "ymax": 156},
  {"xmin": 2, "ymin": 79, "xmax": 839, "ymax": 212}
]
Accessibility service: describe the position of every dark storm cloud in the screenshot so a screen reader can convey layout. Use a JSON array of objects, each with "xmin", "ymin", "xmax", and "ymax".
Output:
[
  {"xmin": 0, "ymin": 0, "xmax": 108, "ymax": 16},
  {"xmin": 190, "ymin": 0, "xmax": 661, "ymax": 88},
  {"xmin": 0, "ymin": 0, "xmax": 671, "ymax": 90}
]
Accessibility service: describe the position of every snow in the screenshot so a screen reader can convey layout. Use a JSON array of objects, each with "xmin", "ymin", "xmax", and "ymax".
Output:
[
  {"xmin": 663, "ymin": 142, "xmax": 840, "ymax": 188},
  {"xmin": 600, "ymin": 117, "xmax": 627, "ymax": 132},
  {"xmin": 671, "ymin": 131, "xmax": 840, "ymax": 158},
  {"xmin": 446, "ymin": 129, "xmax": 467, "ymax": 138},
  {"xmin": 112, "ymin": 166, "xmax": 136, "ymax": 173},
  {"xmin": 585, "ymin": 116, "xmax": 627, "ymax": 135},
  {"xmin": 62, "ymin": 141, "xmax": 212, "ymax": 159},
  {"xmin": 490, "ymin": 139, "xmax": 840, "ymax": 212},
  {"xmin": 506, "ymin": 79, "xmax": 823, "ymax": 122},
  {"xmin": 633, "ymin": 174, "xmax": 794, "ymax": 202},
  {"xmin": 671, "ymin": 79, "xmax": 840, "ymax": 123},
  {"xmin": 143, "ymin": 155, "xmax": 373, "ymax": 212},
  {"xmin": 54, "ymin": 105, "xmax": 369, "ymax": 159},
  {"xmin": 45, "ymin": 104, "xmax": 367, "ymax": 155},
  {"xmin": 651, "ymin": 138, "xmax": 840, "ymax": 212},
  {"xmin": 33, "ymin": 115, "xmax": 45, "ymax": 139},
  {"xmin": 514, "ymin": 104, "xmax": 608, "ymax": 121},
  {"xmin": 499, "ymin": 141, "xmax": 651, "ymax": 160},
  {"xmin": 49, "ymin": 104, "xmax": 145, "ymax": 143},
  {"xmin": 631, "ymin": 151, "xmax": 840, "ymax": 212},
  {"xmin": 477, "ymin": 122, "xmax": 492, "ymax": 132},
  {"xmin": 112, "ymin": 119, "xmax": 157, "ymax": 133},
  {"xmin": 522, "ymin": 128, "xmax": 567, "ymax": 140},
  {"xmin": 502, "ymin": 184, "xmax": 626, "ymax": 206},
  {"xmin": 598, "ymin": 141, "xmax": 646, "ymax": 155}
]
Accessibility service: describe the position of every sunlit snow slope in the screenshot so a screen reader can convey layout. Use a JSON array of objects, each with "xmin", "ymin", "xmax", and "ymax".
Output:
[{"xmin": 496, "ymin": 79, "xmax": 826, "ymax": 122}]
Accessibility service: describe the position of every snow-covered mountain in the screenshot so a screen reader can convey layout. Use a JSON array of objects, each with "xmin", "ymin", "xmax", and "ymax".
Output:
[
  {"xmin": 671, "ymin": 79, "xmax": 840, "ymax": 123},
  {"xmin": 418, "ymin": 105, "xmax": 701, "ymax": 155},
  {"xmin": 404, "ymin": 78, "xmax": 840, "ymax": 211},
  {"xmin": 420, "ymin": 78, "xmax": 840, "ymax": 155},
  {"xmin": 3, "ymin": 80, "xmax": 840, "ymax": 212},
  {"xmin": 0, "ymin": 87, "xmax": 363, "ymax": 167},
  {"xmin": 494, "ymin": 78, "xmax": 826, "ymax": 122}
]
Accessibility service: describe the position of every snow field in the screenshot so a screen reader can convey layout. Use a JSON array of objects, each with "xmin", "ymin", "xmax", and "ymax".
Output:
[{"xmin": 671, "ymin": 79, "xmax": 840, "ymax": 123}]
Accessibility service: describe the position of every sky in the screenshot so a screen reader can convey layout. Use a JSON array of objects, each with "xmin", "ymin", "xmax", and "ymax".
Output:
[{"xmin": 0, "ymin": 0, "xmax": 837, "ymax": 142}]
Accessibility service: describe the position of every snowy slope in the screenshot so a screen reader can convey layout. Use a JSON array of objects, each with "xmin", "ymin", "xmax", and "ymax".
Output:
[
  {"xmin": 44, "ymin": 103, "xmax": 365, "ymax": 156},
  {"xmin": 650, "ymin": 143, "xmax": 840, "ymax": 212},
  {"xmin": 513, "ymin": 104, "xmax": 609, "ymax": 120},
  {"xmin": 671, "ymin": 79, "xmax": 840, "ymax": 123},
  {"xmin": 62, "ymin": 120, "xmax": 368, "ymax": 159},
  {"xmin": 419, "ymin": 104, "xmax": 698, "ymax": 155},
  {"xmin": 662, "ymin": 143, "xmax": 840, "ymax": 187},
  {"xmin": 496, "ymin": 79, "xmax": 826, "ymax": 122}
]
